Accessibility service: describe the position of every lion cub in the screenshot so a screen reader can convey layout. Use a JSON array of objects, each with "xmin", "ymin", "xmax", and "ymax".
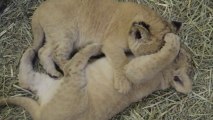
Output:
[
  {"xmin": 0, "ymin": 33, "xmax": 192, "ymax": 120},
  {"xmin": 31, "ymin": 0, "xmax": 181, "ymax": 93}
]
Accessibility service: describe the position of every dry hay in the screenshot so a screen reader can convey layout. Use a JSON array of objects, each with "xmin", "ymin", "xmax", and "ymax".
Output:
[{"xmin": 0, "ymin": 0, "xmax": 212, "ymax": 120}]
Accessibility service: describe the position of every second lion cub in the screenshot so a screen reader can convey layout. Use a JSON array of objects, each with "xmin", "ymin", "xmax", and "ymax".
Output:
[
  {"xmin": 31, "ymin": 0, "xmax": 181, "ymax": 93},
  {"xmin": 0, "ymin": 33, "xmax": 193, "ymax": 120}
]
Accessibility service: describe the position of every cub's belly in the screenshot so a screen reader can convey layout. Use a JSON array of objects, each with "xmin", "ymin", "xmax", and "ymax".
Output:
[
  {"xmin": 86, "ymin": 58, "xmax": 114, "ymax": 90},
  {"xmin": 86, "ymin": 58, "xmax": 130, "ymax": 119}
]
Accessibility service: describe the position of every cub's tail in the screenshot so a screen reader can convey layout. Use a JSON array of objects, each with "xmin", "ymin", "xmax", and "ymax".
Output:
[{"xmin": 0, "ymin": 97, "xmax": 40, "ymax": 120}]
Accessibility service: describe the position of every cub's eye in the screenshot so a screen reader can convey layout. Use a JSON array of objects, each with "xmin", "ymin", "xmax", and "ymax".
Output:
[{"xmin": 174, "ymin": 76, "xmax": 183, "ymax": 85}]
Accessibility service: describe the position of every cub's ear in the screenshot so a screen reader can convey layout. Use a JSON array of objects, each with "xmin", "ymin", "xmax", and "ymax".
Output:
[
  {"xmin": 172, "ymin": 74, "xmax": 192, "ymax": 94},
  {"xmin": 171, "ymin": 21, "xmax": 182, "ymax": 32},
  {"xmin": 129, "ymin": 22, "xmax": 150, "ymax": 40},
  {"xmin": 137, "ymin": 21, "xmax": 150, "ymax": 32}
]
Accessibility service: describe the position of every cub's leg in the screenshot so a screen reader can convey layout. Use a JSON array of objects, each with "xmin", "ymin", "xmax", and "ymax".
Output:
[
  {"xmin": 38, "ymin": 44, "xmax": 62, "ymax": 77},
  {"xmin": 19, "ymin": 48, "xmax": 37, "ymax": 90},
  {"xmin": 38, "ymin": 30, "xmax": 76, "ymax": 78},
  {"xmin": 19, "ymin": 48, "xmax": 53, "ymax": 91},
  {"xmin": 52, "ymin": 40, "xmax": 74, "ymax": 70},
  {"xmin": 51, "ymin": 31, "xmax": 78, "ymax": 71},
  {"xmin": 102, "ymin": 43, "xmax": 131, "ymax": 94},
  {"xmin": 63, "ymin": 43, "xmax": 101, "ymax": 80},
  {"xmin": 125, "ymin": 33, "xmax": 180, "ymax": 84}
]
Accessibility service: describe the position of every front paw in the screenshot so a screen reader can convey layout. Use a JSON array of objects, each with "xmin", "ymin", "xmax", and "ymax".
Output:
[
  {"xmin": 164, "ymin": 33, "xmax": 180, "ymax": 48},
  {"xmin": 114, "ymin": 73, "xmax": 132, "ymax": 94},
  {"xmin": 163, "ymin": 33, "xmax": 180, "ymax": 54}
]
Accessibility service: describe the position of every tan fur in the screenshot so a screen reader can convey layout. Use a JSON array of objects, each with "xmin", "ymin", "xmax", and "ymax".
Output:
[
  {"xmin": 31, "ymin": 0, "xmax": 179, "ymax": 93},
  {"xmin": 0, "ymin": 33, "xmax": 192, "ymax": 120}
]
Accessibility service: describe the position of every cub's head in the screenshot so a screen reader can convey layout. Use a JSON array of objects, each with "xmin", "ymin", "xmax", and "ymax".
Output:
[
  {"xmin": 128, "ymin": 20, "xmax": 182, "ymax": 56},
  {"xmin": 160, "ymin": 48, "xmax": 193, "ymax": 94}
]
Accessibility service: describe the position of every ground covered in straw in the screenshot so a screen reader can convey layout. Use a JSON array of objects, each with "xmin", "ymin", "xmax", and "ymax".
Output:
[{"xmin": 0, "ymin": 0, "xmax": 212, "ymax": 120}]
